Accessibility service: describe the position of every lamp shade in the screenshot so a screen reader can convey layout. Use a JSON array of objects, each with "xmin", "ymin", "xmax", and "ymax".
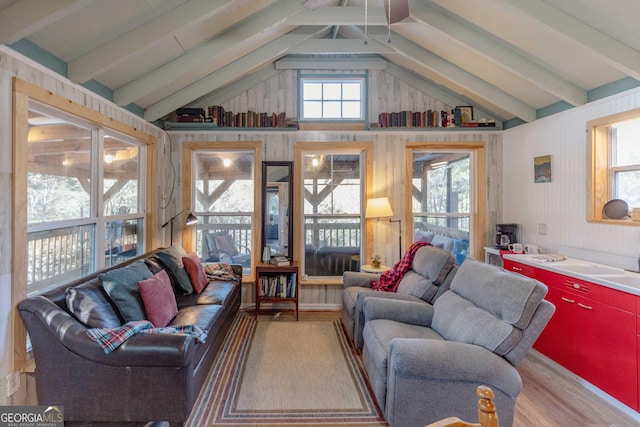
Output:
[
  {"xmin": 185, "ymin": 210, "xmax": 198, "ymax": 225},
  {"xmin": 365, "ymin": 197, "xmax": 394, "ymax": 219}
]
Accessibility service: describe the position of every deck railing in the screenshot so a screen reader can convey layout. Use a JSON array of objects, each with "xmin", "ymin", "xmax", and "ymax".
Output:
[
  {"xmin": 27, "ymin": 225, "xmax": 95, "ymax": 296},
  {"xmin": 25, "ymin": 214, "xmax": 368, "ymax": 291}
]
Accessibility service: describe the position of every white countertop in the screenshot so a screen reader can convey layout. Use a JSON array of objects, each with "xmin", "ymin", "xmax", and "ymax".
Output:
[{"xmin": 502, "ymin": 253, "xmax": 640, "ymax": 296}]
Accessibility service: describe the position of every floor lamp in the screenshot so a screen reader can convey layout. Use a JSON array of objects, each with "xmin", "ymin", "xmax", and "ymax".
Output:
[
  {"xmin": 365, "ymin": 197, "xmax": 402, "ymax": 261},
  {"xmin": 161, "ymin": 207, "xmax": 198, "ymax": 246}
]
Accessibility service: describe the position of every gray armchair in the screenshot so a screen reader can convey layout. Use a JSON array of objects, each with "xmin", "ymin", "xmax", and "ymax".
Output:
[
  {"xmin": 361, "ymin": 259, "xmax": 555, "ymax": 427},
  {"xmin": 342, "ymin": 245, "xmax": 457, "ymax": 350}
]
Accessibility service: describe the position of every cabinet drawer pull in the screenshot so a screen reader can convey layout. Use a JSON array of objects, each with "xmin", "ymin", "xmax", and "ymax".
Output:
[
  {"xmin": 577, "ymin": 302, "xmax": 593, "ymax": 310},
  {"xmin": 561, "ymin": 297, "xmax": 575, "ymax": 303}
]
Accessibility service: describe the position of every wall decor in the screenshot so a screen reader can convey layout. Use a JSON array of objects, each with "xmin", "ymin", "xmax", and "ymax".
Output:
[
  {"xmin": 534, "ymin": 155, "xmax": 552, "ymax": 183},
  {"xmin": 456, "ymin": 105, "xmax": 474, "ymax": 123}
]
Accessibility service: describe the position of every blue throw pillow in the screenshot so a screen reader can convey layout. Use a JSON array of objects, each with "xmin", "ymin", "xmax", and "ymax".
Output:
[
  {"xmin": 99, "ymin": 261, "xmax": 153, "ymax": 322},
  {"xmin": 156, "ymin": 245, "xmax": 194, "ymax": 295},
  {"xmin": 453, "ymin": 238, "xmax": 469, "ymax": 266}
]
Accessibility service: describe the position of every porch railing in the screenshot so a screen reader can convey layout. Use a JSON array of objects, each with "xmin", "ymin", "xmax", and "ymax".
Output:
[{"xmin": 27, "ymin": 225, "xmax": 95, "ymax": 296}]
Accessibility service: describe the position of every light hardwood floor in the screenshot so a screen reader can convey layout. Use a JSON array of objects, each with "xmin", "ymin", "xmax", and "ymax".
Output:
[
  {"xmin": 69, "ymin": 310, "xmax": 640, "ymax": 426},
  {"xmin": 299, "ymin": 310, "xmax": 640, "ymax": 427}
]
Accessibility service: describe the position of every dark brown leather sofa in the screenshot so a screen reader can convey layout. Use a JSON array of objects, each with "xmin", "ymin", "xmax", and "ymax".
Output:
[{"xmin": 18, "ymin": 248, "xmax": 241, "ymax": 426}]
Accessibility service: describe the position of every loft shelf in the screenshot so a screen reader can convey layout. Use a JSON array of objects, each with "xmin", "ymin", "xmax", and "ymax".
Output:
[{"xmin": 164, "ymin": 122, "xmax": 297, "ymax": 131}]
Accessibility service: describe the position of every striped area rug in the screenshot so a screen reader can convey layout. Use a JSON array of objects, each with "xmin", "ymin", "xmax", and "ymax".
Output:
[{"xmin": 186, "ymin": 313, "xmax": 388, "ymax": 427}]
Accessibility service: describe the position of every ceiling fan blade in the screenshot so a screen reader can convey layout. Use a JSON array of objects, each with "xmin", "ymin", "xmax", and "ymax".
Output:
[{"xmin": 384, "ymin": 0, "xmax": 409, "ymax": 24}]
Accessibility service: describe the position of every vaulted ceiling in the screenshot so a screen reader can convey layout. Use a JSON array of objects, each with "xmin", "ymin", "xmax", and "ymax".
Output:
[{"xmin": 2, "ymin": 0, "xmax": 639, "ymax": 128}]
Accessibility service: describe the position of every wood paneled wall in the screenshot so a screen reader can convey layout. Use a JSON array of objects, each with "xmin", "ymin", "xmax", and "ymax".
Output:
[
  {"xmin": 0, "ymin": 48, "xmax": 167, "ymax": 406},
  {"xmin": 169, "ymin": 69, "xmax": 502, "ymax": 308}
]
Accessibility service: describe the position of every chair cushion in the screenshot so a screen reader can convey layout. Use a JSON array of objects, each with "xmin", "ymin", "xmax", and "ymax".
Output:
[
  {"xmin": 66, "ymin": 278, "xmax": 123, "ymax": 328},
  {"xmin": 99, "ymin": 261, "xmax": 152, "ymax": 322},
  {"xmin": 414, "ymin": 230, "xmax": 434, "ymax": 243},
  {"xmin": 432, "ymin": 291, "xmax": 522, "ymax": 356},
  {"xmin": 411, "ymin": 245, "xmax": 456, "ymax": 286},
  {"xmin": 395, "ymin": 270, "xmax": 436, "ymax": 301},
  {"xmin": 431, "ymin": 235, "xmax": 454, "ymax": 252},
  {"xmin": 156, "ymin": 245, "xmax": 194, "ymax": 295},
  {"xmin": 138, "ymin": 270, "xmax": 178, "ymax": 327},
  {"xmin": 450, "ymin": 259, "xmax": 548, "ymax": 329},
  {"xmin": 215, "ymin": 234, "xmax": 239, "ymax": 256}
]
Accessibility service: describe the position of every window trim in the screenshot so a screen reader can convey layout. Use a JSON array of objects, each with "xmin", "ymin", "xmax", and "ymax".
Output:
[
  {"xmin": 294, "ymin": 141, "xmax": 373, "ymax": 285},
  {"xmin": 587, "ymin": 108, "xmax": 640, "ymax": 226},
  {"xmin": 298, "ymin": 73, "xmax": 368, "ymax": 123},
  {"xmin": 182, "ymin": 141, "xmax": 263, "ymax": 283},
  {"xmin": 11, "ymin": 77, "xmax": 157, "ymax": 371},
  {"xmin": 405, "ymin": 142, "xmax": 487, "ymax": 261}
]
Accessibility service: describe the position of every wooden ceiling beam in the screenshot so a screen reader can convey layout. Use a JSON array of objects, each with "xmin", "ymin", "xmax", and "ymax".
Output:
[
  {"xmin": 502, "ymin": 0, "xmax": 640, "ymax": 81},
  {"xmin": 288, "ymin": 6, "xmax": 388, "ymax": 25},
  {"xmin": 144, "ymin": 30, "xmax": 325, "ymax": 122},
  {"xmin": 68, "ymin": 0, "xmax": 247, "ymax": 83},
  {"xmin": 364, "ymin": 27, "xmax": 536, "ymax": 122},
  {"xmin": 0, "ymin": 0, "xmax": 94, "ymax": 45},
  {"xmin": 114, "ymin": 0, "xmax": 306, "ymax": 107},
  {"xmin": 409, "ymin": 1, "xmax": 587, "ymax": 107}
]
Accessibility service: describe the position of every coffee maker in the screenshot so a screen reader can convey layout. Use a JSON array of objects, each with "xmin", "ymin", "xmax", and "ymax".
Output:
[{"xmin": 495, "ymin": 223, "xmax": 518, "ymax": 249}]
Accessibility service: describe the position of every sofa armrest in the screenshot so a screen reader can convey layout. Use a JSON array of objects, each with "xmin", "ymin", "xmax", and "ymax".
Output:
[
  {"xmin": 388, "ymin": 339, "xmax": 522, "ymax": 394},
  {"xmin": 342, "ymin": 271, "xmax": 378, "ymax": 288},
  {"xmin": 363, "ymin": 297, "xmax": 434, "ymax": 327},
  {"xmin": 19, "ymin": 296, "xmax": 195, "ymax": 368},
  {"xmin": 353, "ymin": 290, "xmax": 425, "ymax": 350}
]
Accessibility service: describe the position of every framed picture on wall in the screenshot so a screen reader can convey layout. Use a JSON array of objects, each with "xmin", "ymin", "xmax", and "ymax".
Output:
[
  {"xmin": 534, "ymin": 155, "xmax": 552, "ymax": 183},
  {"xmin": 456, "ymin": 106, "xmax": 473, "ymax": 123}
]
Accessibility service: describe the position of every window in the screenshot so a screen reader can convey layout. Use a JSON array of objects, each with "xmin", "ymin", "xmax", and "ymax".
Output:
[
  {"xmin": 406, "ymin": 143, "xmax": 486, "ymax": 261},
  {"xmin": 295, "ymin": 143, "xmax": 372, "ymax": 281},
  {"xmin": 609, "ymin": 119, "xmax": 640, "ymax": 207},
  {"xmin": 300, "ymin": 76, "xmax": 365, "ymax": 120},
  {"xmin": 25, "ymin": 103, "xmax": 146, "ymax": 295},
  {"xmin": 183, "ymin": 142, "xmax": 261, "ymax": 277},
  {"xmin": 587, "ymin": 109, "xmax": 640, "ymax": 223},
  {"xmin": 12, "ymin": 78, "xmax": 156, "ymax": 371}
]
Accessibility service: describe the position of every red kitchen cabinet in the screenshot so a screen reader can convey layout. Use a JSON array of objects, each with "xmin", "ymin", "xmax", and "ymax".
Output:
[
  {"xmin": 637, "ymin": 296, "xmax": 640, "ymax": 411},
  {"xmin": 503, "ymin": 259, "xmax": 535, "ymax": 278},
  {"xmin": 534, "ymin": 268, "xmax": 638, "ymax": 410}
]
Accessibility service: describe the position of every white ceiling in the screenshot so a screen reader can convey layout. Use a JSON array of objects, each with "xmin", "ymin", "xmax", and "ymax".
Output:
[{"xmin": 1, "ymin": 0, "xmax": 638, "ymax": 126}]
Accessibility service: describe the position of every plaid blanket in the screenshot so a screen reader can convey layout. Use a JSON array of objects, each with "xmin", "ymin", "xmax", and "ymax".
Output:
[
  {"xmin": 203, "ymin": 262, "xmax": 237, "ymax": 282},
  {"xmin": 371, "ymin": 241, "xmax": 431, "ymax": 293},
  {"xmin": 87, "ymin": 321, "xmax": 208, "ymax": 354}
]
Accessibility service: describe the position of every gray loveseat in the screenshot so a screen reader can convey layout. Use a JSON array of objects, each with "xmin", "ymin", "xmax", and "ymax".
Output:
[
  {"xmin": 18, "ymin": 245, "xmax": 241, "ymax": 425},
  {"xmin": 361, "ymin": 259, "xmax": 555, "ymax": 427},
  {"xmin": 342, "ymin": 245, "xmax": 457, "ymax": 350}
]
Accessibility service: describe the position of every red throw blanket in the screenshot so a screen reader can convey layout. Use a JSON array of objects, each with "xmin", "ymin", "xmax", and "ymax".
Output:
[{"xmin": 371, "ymin": 241, "xmax": 431, "ymax": 292}]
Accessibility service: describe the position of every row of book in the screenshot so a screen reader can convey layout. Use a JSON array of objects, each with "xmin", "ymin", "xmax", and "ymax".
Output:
[
  {"xmin": 377, "ymin": 109, "xmax": 494, "ymax": 128},
  {"xmin": 207, "ymin": 106, "xmax": 297, "ymax": 128},
  {"xmin": 259, "ymin": 273, "xmax": 296, "ymax": 298}
]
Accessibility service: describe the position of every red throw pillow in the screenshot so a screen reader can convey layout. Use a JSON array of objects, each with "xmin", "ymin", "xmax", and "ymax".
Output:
[
  {"xmin": 182, "ymin": 253, "xmax": 209, "ymax": 293},
  {"xmin": 138, "ymin": 270, "xmax": 178, "ymax": 327}
]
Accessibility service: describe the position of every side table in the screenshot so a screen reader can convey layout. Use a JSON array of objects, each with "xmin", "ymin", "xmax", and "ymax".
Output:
[
  {"xmin": 361, "ymin": 264, "xmax": 391, "ymax": 274},
  {"xmin": 255, "ymin": 262, "xmax": 299, "ymax": 320}
]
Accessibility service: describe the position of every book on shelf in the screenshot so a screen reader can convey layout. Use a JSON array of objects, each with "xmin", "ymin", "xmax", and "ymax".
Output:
[
  {"xmin": 270, "ymin": 256, "xmax": 290, "ymax": 266},
  {"xmin": 205, "ymin": 105, "xmax": 289, "ymax": 128},
  {"xmin": 378, "ymin": 107, "xmax": 492, "ymax": 129},
  {"xmin": 259, "ymin": 273, "xmax": 295, "ymax": 298}
]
